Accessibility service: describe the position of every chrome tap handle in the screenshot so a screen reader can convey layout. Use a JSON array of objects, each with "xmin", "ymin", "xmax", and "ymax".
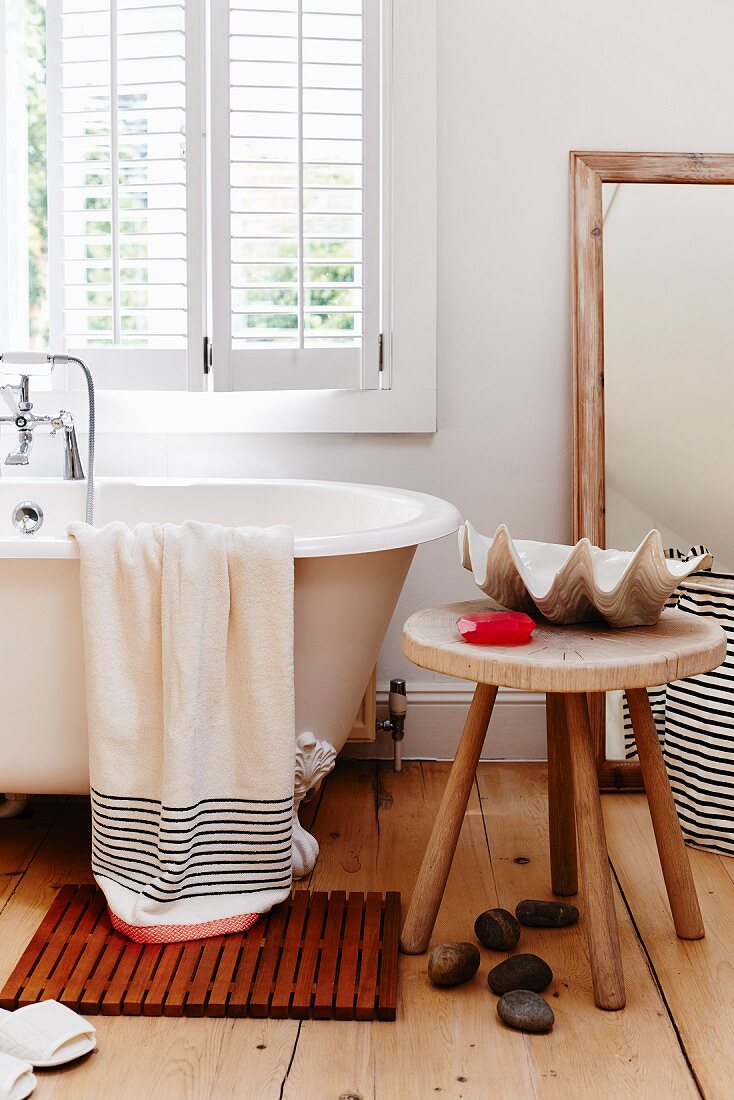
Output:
[
  {"xmin": 0, "ymin": 352, "xmax": 51, "ymax": 367},
  {"xmin": 1, "ymin": 387, "xmax": 19, "ymax": 418},
  {"xmin": 63, "ymin": 422, "xmax": 85, "ymax": 481},
  {"xmin": 1, "ymin": 376, "xmax": 31, "ymax": 415}
]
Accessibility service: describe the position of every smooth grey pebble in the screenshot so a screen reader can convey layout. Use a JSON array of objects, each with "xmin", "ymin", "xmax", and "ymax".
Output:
[
  {"xmin": 516, "ymin": 899, "xmax": 579, "ymax": 928},
  {"xmin": 497, "ymin": 989, "xmax": 555, "ymax": 1033},
  {"xmin": 474, "ymin": 908, "xmax": 521, "ymax": 951},
  {"xmin": 428, "ymin": 942, "xmax": 481, "ymax": 987},
  {"xmin": 487, "ymin": 953, "xmax": 553, "ymax": 995}
]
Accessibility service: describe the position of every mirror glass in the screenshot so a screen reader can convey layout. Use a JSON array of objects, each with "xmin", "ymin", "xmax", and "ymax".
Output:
[{"xmin": 602, "ymin": 182, "xmax": 734, "ymax": 757}]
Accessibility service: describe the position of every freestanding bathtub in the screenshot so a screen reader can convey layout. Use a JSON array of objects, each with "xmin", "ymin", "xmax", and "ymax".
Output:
[{"xmin": 0, "ymin": 477, "xmax": 461, "ymax": 795}]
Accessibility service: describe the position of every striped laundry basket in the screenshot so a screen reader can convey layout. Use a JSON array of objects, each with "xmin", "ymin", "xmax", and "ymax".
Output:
[
  {"xmin": 664, "ymin": 573, "xmax": 734, "ymax": 855},
  {"xmin": 622, "ymin": 546, "xmax": 711, "ymax": 761}
]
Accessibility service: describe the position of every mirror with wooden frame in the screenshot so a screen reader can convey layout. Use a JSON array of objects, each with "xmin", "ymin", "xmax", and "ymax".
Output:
[{"xmin": 571, "ymin": 151, "xmax": 734, "ymax": 791}]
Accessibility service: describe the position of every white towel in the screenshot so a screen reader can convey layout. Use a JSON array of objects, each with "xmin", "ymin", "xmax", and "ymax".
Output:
[{"xmin": 68, "ymin": 520, "xmax": 295, "ymax": 943}]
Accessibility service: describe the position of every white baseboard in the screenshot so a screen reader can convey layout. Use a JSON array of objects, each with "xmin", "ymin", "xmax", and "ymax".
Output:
[{"xmin": 341, "ymin": 681, "xmax": 547, "ymax": 762}]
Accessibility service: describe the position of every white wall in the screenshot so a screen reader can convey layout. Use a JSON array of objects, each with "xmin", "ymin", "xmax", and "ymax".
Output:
[{"xmin": 9, "ymin": 0, "xmax": 734, "ymax": 757}]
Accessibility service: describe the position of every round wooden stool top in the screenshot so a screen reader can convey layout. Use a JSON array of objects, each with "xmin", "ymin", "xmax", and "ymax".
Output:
[{"xmin": 403, "ymin": 599, "xmax": 727, "ymax": 693}]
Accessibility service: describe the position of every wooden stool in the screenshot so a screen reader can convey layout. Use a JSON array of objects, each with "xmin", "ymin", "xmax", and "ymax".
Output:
[{"xmin": 399, "ymin": 600, "xmax": 727, "ymax": 1010}]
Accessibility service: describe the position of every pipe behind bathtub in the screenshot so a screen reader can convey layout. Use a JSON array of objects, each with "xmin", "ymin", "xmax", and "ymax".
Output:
[{"xmin": 377, "ymin": 678, "xmax": 407, "ymax": 772}]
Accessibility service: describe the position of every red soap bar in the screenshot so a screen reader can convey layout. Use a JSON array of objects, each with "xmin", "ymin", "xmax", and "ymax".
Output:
[{"xmin": 456, "ymin": 610, "xmax": 536, "ymax": 646}]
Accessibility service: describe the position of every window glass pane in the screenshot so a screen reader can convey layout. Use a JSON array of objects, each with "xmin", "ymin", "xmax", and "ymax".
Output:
[
  {"xmin": 3, "ymin": 0, "xmax": 49, "ymax": 348},
  {"xmin": 56, "ymin": 0, "xmax": 188, "ymax": 351},
  {"xmin": 229, "ymin": 0, "xmax": 363, "ymax": 351}
]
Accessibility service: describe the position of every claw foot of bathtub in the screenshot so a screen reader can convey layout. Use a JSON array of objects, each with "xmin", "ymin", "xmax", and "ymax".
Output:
[
  {"xmin": 0, "ymin": 795, "xmax": 29, "ymax": 819},
  {"xmin": 292, "ymin": 732, "xmax": 337, "ymax": 879}
]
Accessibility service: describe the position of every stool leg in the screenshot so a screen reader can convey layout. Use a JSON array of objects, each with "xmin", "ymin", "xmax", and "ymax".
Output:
[
  {"xmin": 626, "ymin": 687, "xmax": 704, "ymax": 940},
  {"xmin": 546, "ymin": 692, "xmax": 578, "ymax": 896},
  {"xmin": 400, "ymin": 683, "xmax": 498, "ymax": 955},
  {"xmin": 563, "ymin": 692, "xmax": 626, "ymax": 1010}
]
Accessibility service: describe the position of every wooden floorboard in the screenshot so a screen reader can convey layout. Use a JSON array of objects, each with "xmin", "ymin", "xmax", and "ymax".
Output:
[
  {"xmin": 0, "ymin": 800, "xmax": 61, "ymax": 917},
  {"xmin": 280, "ymin": 762, "xmax": 379, "ymax": 1100},
  {"xmin": 373, "ymin": 762, "xmax": 538, "ymax": 1098},
  {"xmin": 477, "ymin": 763, "xmax": 699, "ymax": 1099},
  {"xmin": 283, "ymin": 760, "xmax": 539, "ymax": 1099},
  {"xmin": 604, "ymin": 792, "xmax": 734, "ymax": 1100},
  {"xmin": 0, "ymin": 763, "xmax": 731, "ymax": 1098}
]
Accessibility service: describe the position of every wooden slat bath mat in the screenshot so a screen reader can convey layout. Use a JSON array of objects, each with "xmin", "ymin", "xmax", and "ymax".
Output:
[{"xmin": 0, "ymin": 885, "xmax": 400, "ymax": 1020}]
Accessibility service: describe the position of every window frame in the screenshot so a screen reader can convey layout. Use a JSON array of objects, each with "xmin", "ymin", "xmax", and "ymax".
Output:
[{"xmin": 6, "ymin": 0, "xmax": 437, "ymax": 432}]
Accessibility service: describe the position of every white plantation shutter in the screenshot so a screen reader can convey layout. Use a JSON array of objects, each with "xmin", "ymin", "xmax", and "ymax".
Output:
[
  {"xmin": 32, "ymin": 0, "xmax": 426, "ymax": 404},
  {"xmin": 46, "ymin": 0, "xmax": 205, "ymax": 389},
  {"xmin": 211, "ymin": 0, "xmax": 381, "ymax": 390}
]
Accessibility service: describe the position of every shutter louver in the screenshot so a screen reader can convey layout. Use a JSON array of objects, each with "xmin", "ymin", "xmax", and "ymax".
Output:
[
  {"xmin": 213, "ymin": 0, "xmax": 380, "ymax": 389},
  {"xmin": 56, "ymin": 0, "xmax": 188, "ymax": 356}
]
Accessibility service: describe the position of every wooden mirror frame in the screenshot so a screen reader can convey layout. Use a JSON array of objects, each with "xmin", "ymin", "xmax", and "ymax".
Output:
[{"xmin": 570, "ymin": 150, "xmax": 734, "ymax": 791}]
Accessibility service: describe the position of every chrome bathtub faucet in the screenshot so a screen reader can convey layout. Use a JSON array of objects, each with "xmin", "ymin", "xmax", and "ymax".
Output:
[
  {"xmin": 0, "ymin": 374, "xmax": 85, "ymax": 480},
  {"xmin": 0, "ymin": 352, "xmax": 95, "ymax": 524}
]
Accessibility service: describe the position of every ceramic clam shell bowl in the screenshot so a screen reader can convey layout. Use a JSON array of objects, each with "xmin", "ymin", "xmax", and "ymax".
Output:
[{"xmin": 459, "ymin": 523, "xmax": 711, "ymax": 628}]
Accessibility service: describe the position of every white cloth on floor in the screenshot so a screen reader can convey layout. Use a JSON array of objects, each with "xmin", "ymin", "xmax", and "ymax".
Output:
[
  {"xmin": 0, "ymin": 1052, "xmax": 35, "ymax": 1100},
  {"xmin": 68, "ymin": 520, "xmax": 296, "ymax": 942},
  {"xmin": 0, "ymin": 1001, "xmax": 95, "ymax": 1067}
]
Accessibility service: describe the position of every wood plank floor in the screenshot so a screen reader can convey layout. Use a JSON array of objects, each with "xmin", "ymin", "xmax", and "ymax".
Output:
[{"xmin": 0, "ymin": 762, "xmax": 733, "ymax": 1099}]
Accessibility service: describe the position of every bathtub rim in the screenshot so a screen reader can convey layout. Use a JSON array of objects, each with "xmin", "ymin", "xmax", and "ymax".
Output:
[{"xmin": 0, "ymin": 476, "xmax": 463, "ymax": 559}]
